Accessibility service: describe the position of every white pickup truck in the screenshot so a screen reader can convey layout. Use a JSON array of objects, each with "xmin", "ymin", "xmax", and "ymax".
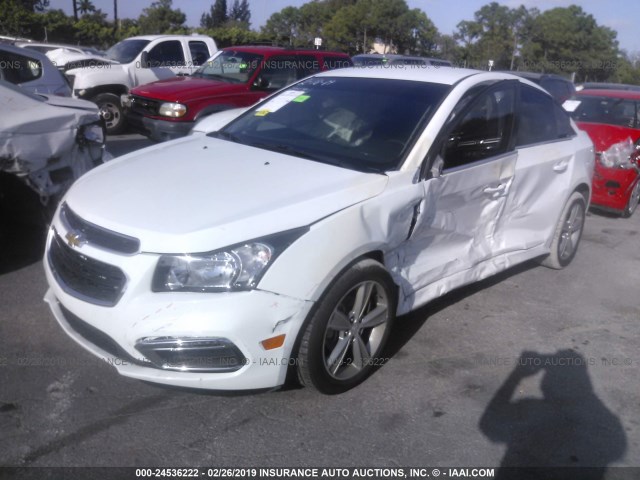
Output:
[{"xmin": 66, "ymin": 35, "xmax": 217, "ymax": 134}]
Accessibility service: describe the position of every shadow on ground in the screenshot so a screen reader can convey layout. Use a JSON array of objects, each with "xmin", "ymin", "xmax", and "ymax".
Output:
[{"xmin": 0, "ymin": 173, "xmax": 49, "ymax": 275}]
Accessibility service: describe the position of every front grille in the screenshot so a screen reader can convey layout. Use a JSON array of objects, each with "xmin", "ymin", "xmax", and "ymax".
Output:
[
  {"xmin": 130, "ymin": 95, "xmax": 160, "ymax": 116},
  {"xmin": 61, "ymin": 203, "xmax": 140, "ymax": 254},
  {"xmin": 48, "ymin": 231, "xmax": 126, "ymax": 307},
  {"xmin": 59, "ymin": 302, "xmax": 146, "ymax": 366}
]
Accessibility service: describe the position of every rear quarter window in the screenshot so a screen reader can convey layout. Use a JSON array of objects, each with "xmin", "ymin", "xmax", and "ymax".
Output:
[{"xmin": 0, "ymin": 50, "xmax": 42, "ymax": 83}]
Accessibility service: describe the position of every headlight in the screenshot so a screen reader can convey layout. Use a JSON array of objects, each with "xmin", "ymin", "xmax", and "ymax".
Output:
[
  {"xmin": 77, "ymin": 121, "xmax": 105, "ymax": 146},
  {"xmin": 121, "ymin": 94, "xmax": 132, "ymax": 108},
  {"xmin": 159, "ymin": 102, "xmax": 187, "ymax": 118},
  {"xmin": 152, "ymin": 227, "xmax": 308, "ymax": 292},
  {"xmin": 83, "ymin": 123, "xmax": 105, "ymax": 144},
  {"xmin": 599, "ymin": 138, "xmax": 634, "ymax": 168}
]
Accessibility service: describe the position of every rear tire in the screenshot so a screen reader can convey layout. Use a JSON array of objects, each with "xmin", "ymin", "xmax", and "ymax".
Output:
[
  {"xmin": 93, "ymin": 93, "xmax": 125, "ymax": 135},
  {"xmin": 297, "ymin": 259, "xmax": 396, "ymax": 394},
  {"xmin": 622, "ymin": 180, "xmax": 640, "ymax": 218},
  {"xmin": 541, "ymin": 192, "xmax": 586, "ymax": 269}
]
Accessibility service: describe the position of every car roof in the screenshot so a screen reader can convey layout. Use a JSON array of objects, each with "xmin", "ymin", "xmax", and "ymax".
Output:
[
  {"xmin": 502, "ymin": 71, "xmax": 571, "ymax": 82},
  {"xmin": 577, "ymin": 89, "xmax": 640, "ymax": 100},
  {"xmin": 0, "ymin": 42, "xmax": 51, "ymax": 61},
  {"xmin": 222, "ymin": 45, "xmax": 349, "ymax": 56},
  {"xmin": 353, "ymin": 53, "xmax": 449, "ymax": 60},
  {"xmin": 314, "ymin": 66, "xmax": 529, "ymax": 86},
  {"xmin": 131, "ymin": 35, "xmax": 211, "ymax": 41},
  {"xmin": 578, "ymin": 82, "xmax": 640, "ymax": 91}
]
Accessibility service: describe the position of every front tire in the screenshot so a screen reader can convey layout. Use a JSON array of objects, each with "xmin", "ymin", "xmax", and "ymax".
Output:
[
  {"xmin": 541, "ymin": 192, "xmax": 586, "ymax": 269},
  {"xmin": 297, "ymin": 259, "xmax": 396, "ymax": 394},
  {"xmin": 93, "ymin": 93, "xmax": 125, "ymax": 135}
]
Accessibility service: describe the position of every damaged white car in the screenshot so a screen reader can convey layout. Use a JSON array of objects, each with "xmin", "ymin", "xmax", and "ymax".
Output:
[
  {"xmin": 0, "ymin": 80, "xmax": 107, "ymax": 206},
  {"xmin": 44, "ymin": 68, "xmax": 594, "ymax": 394}
]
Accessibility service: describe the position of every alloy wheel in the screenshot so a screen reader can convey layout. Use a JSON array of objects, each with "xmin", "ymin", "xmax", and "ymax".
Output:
[{"xmin": 322, "ymin": 280, "xmax": 390, "ymax": 381}]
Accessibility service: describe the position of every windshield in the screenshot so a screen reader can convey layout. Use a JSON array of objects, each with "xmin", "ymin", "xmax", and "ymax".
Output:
[
  {"xmin": 105, "ymin": 39, "xmax": 150, "ymax": 64},
  {"xmin": 216, "ymin": 77, "xmax": 449, "ymax": 173},
  {"xmin": 567, "ymin": 95, "xmax": 640, "ymax": 129},
  {"xmin": 193, "ymin": 50, "xmax": 263, "ymax": 84}
]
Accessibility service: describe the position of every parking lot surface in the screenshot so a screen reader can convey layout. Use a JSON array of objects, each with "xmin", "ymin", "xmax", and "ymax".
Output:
[{"xmin": 0, "ymin": 134, "xmax": 638, "ymax": 470}]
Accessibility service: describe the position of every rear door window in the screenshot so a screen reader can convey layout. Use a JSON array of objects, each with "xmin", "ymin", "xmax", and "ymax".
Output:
[
  {"xmin": 188, "ymin": 41, "xmax": 210, "ymax": 66},
  {"xmin": 147, "ymin": 40, "xmax": 185, "ymax": 67},
  {"xmin": 258, "ymin": 55, "xmax": 299, "ymax": 91}
]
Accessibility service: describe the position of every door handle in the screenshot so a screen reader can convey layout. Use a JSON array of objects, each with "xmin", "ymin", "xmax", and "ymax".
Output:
[
  {"xmin": 483, "ymin": 184, "xmax": 506, "ymax": 195},
  {"xmin": 553, "ymin": 160, "xmax": 569, "ymax": 173}
]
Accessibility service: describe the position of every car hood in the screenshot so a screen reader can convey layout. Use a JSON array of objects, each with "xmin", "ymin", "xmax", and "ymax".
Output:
[
  {"xmin": 130, "ymin": 76, "xmax": 246, "ymax": 103},
  {"xmin": 64, "ymin": 135, "xmax": 388, "ymax": 253},
  {"xmin": 47, "ymin": 49, "xmax": 115, "ymax": 67},
  {"xmin": 576, "ymin": 122, "xmax": 640, "ymax": 152},
  {"xmin": 40, "ymin": 94, "xmax": 99, "ymax": 112}
]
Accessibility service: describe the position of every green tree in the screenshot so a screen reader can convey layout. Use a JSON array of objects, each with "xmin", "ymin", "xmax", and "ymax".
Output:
[
  {"xmin": 0, "ymin": 0, "xmax": 38, "ymax": 37},
  {"xmin": 114, "ymin": 18, "xmax": 139, "ymax": 41},
  {"xmin": 367, "ymin": 0, "xmax": 412, "ymax": 51},
  {"xmin": 77, "ymin": 0, "xmax": 94, "ymax": 15},
  {"xmin": 296, "ymin": 1, "xmax": 333, "ymax": 46},
  {"xmin": 262, "ymin": 6, "xmax": 301, "ymax": 46},
  {"xmin": 75, "ymin": 8, "xmax": 112, "ymax": 47},
  {"xmin": 138, "ymin": 0, "xmax": 186, "ymax": 35},
  {"xmin": 37, "ymin": 8, "xmax": 76, "ymax": 42},
  {"xmin": 228, "ymin": 0, "xmax": 250, "ymax": 26},
  {"xmin": 395, "ymin": 8, "xmax": 438, "ymax": 56},
  {"xmin": 201, "ymin": 0, "xmax": 227, "ymax": 29},
  {"xmin": 521, "ymin": 5, "xmax": 618, "ymax": 81},
  {"xmin": 323, "ymin": 0, "xmax": 376, "ymax": 52}
]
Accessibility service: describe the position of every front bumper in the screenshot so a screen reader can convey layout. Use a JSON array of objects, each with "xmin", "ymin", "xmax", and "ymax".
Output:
[
  {"xmin": 43, "ymin": 227, "xmax": 314, "ymax": 391},
  {"xmin": 125, "ymin": 109, "xmax": 194, "ymax": 142}
]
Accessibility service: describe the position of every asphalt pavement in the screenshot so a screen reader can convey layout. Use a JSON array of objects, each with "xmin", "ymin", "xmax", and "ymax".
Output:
[{"xmin": 0, "ymin": 134, "xmax": 638, "ymax": 473}]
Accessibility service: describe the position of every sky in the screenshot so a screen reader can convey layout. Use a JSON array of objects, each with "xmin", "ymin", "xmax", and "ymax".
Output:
[{"xmin": 46, "ymin": 0, "xmax": 640, "ymax": 54}]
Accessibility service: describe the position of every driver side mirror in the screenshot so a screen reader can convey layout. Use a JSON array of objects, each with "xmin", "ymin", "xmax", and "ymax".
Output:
[
  {"xmin": 430, "ymin": 154, "xmax": 445, "ymax": 179},
  {"xmin": 252, "ymin": 76, "xmax": 269, "ymax": 90}
]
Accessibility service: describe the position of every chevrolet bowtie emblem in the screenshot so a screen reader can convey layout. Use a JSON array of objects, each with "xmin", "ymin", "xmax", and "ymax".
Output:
[{"xmin": 65, "ymin": 230, "xmax": 87, "ymax": 248}]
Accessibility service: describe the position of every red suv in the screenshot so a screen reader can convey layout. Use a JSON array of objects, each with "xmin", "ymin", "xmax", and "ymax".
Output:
[{"xmin": 124, "ymin": 46, "xmax": 352, "ymax": 141}]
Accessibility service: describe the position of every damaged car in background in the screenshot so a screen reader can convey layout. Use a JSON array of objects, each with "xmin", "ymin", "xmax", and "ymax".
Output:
[
  {"xmin": 0, "ymin": 80, "xmax": 107, "ymax": 212},
  {"xmin": 44, "ymin": 67, "xmax": 593, "ymax": 394},
  {"xmin": 564, "ymin": 89, "xmax": 640, "ymax": 217}
]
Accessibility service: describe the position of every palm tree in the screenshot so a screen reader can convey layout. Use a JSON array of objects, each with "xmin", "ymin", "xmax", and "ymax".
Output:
[
  {"xmin": 72, "ymin": 0, "xmax": 78, "ymax": 20},
  {"xmin": 77, "ymin": 0, "xmax": 95, "ymax": 15}
]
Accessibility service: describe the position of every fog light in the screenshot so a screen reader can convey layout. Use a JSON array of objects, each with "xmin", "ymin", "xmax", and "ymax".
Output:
[
  {"xmin": 260, "ymin": 334, "xmax": 286, "ymax": 350},
  {"xmin": 135, "ymin": 337, "xmax": 246, "ymax": 372}
]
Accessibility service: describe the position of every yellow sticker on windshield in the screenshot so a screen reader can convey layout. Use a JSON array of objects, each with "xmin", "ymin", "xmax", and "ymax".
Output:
[
  {"xmin": 255, "ymin": 109, "xmax": 270, "ymax": 117},
  {"xmin": 293, "ymin": 95, "xmax": 310, "ymax": 103}
]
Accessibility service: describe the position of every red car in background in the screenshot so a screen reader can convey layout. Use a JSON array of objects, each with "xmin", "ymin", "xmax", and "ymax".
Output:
[
  {"xmin": 565, "ymin": 89, "xmax": 640, "ymax": 217},
  {"xmin": 124, "ymin": 46, "xmax": 352, "ymax": 141}
]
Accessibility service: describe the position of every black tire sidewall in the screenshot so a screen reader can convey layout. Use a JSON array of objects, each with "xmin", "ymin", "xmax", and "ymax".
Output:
[
  {"xmin": 623, "ymin": 180, "xmax": 640, "ymax": 218},
  {"xmin": 298, "ymin": 259, "xmax": 396, "ymax": 394}
]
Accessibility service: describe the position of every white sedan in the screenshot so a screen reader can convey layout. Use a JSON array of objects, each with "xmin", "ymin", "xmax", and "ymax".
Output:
[{"xmin": 43, "ymin": 67, "xmax": 594, "ymax": 394}]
